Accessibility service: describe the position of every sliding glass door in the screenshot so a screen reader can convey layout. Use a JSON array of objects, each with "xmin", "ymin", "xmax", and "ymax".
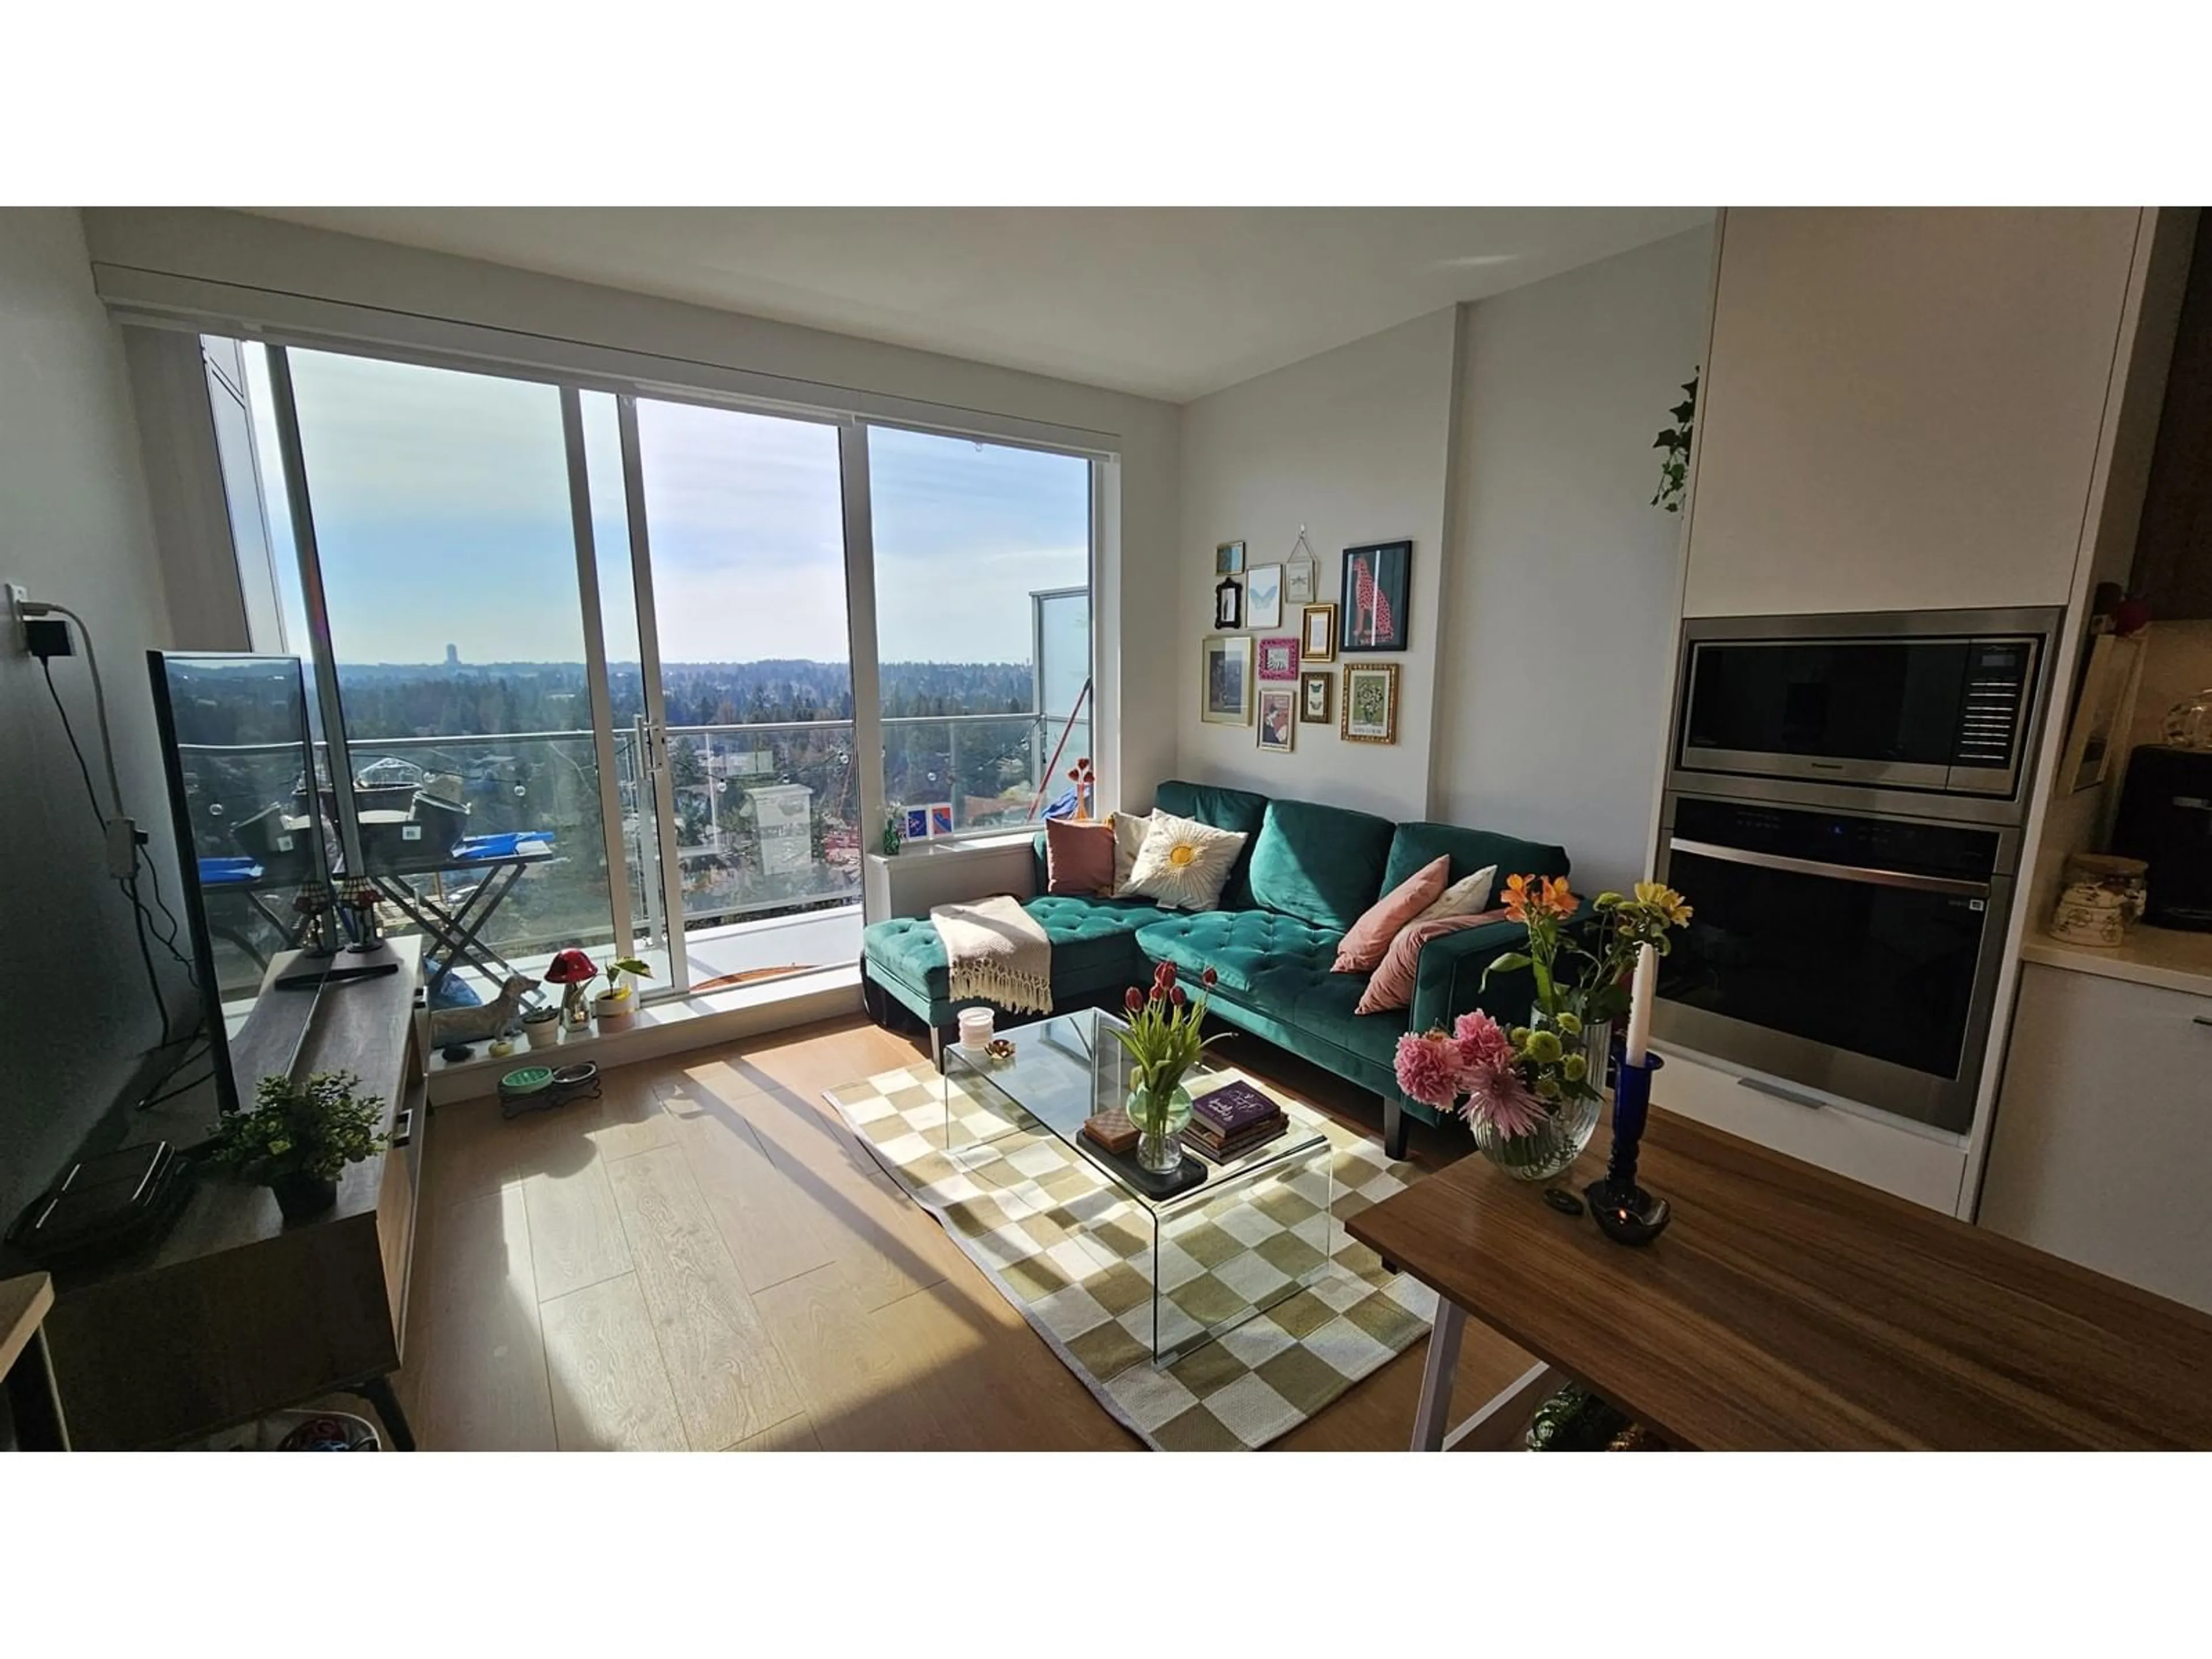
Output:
[
  {"xmin": 279, "ymin": 350, "xmax": 628, "ymax": 994},
  {"xmin": 624, "ymin": 393, "xmax": 861, "ymax": 993},
  {"xmin": 224, "ymin": 338, "xmax": 1099, "ymax": 1016}
]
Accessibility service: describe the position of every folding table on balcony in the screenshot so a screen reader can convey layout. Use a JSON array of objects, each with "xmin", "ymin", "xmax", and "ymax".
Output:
[{"xmin": 363, "ymin": 830, "xmax": 557, "ymax": 997}]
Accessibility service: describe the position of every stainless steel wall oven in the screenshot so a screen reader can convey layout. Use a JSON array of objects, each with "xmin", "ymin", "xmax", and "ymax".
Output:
[{"xmin": 1654, "ymin": 608, "xmax": 2062, "ymax": 1131}]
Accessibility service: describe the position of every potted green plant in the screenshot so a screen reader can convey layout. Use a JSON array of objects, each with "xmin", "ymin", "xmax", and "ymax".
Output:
[
  {"xmin": 592, "ymin": 956, "xmax": 654, "ymax": 1032},
  {"xmin": 521, "ymin": 1003, "xmax": 561, "ymax": 1050},
  {"xmin": 1113, "ymin": 961, "xmax": 1228, "ymax": 1173},
  {"xmin": 210, "ymin": 1070, "xmax": 388, "ymax": 1222}
]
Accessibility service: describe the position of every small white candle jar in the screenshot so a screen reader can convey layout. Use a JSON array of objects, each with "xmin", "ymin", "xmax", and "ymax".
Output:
[{"xmin": 957, "ymin": 1009, "xmax": 995, "ymax": 1050}]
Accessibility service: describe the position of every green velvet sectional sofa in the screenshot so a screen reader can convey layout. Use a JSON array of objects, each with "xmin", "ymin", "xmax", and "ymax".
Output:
[{"xmin": 858, "ymin": 779, "xmax": 1571, "ymax": 1157}]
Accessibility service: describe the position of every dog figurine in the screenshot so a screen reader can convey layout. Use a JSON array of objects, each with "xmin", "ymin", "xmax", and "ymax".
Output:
[{"xmin": 428, "ymin": 974, "xmax": 536, "ymax": 1049}]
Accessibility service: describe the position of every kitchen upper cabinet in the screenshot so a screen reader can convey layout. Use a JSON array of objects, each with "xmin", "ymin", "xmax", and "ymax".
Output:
[{"xmin": 1684, "ymin": 209, "xmax": 2143, "ymax": 618}]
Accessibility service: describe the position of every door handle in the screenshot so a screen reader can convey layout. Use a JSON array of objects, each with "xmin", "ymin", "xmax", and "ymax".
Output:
[
  {"xmin": 1737, "ymin": 1076, "xmax": 1827, "ymax": 1111},
  {"xmin": 390, "ymin": 1107, "xmax": 414, "ymax": 1149},
  {"xmin": 2195, "ymin": 1016, "xmax": 2212, "ymax": 1029},
  {"xmin": 1669, "ymin": 838, "xmax": 1992, "ymax": 897}
]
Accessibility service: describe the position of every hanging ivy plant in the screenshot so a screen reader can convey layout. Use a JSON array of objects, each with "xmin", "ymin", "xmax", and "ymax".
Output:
[{"xmin": 1651, "ymin": 370, "xmax": 1699, "ymax": 514}]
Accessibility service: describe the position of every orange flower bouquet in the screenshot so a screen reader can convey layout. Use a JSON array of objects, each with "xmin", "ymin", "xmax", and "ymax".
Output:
[{"xmin": 1392, "ymin": 873, "xmax": 1692, "ymax": 1179}]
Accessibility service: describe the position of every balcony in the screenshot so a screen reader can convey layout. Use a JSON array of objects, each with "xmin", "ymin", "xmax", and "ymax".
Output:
[{"xmin": 198, "ymin": 711, "xmax": 1082, "ymax": 1014}]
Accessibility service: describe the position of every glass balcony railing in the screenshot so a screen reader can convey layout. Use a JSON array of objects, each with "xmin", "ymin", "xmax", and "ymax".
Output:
[
  {"xmin": 883, "ymin": 712, "xmax": 1089, "ymax": 834},
  {"xmin": 316, "ymin": 710, "xmax": 1082, "ymax": 988}
]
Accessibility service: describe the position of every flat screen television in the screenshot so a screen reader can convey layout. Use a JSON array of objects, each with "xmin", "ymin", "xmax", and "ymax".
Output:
[{"xmin": 146, "ymin": 651, "xmax": 338, "ymax": 1120}]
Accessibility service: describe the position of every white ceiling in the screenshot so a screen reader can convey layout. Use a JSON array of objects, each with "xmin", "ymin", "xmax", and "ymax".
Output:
[{"xmin": 244, "ymin": 207, "xmax": 1713, "ymax": 403}]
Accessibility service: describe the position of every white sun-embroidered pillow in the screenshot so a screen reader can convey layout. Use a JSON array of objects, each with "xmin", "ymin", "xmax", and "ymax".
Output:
[{"xmin": 1125, "ymin": 810, "xmax": 1248, "ymax": 912}]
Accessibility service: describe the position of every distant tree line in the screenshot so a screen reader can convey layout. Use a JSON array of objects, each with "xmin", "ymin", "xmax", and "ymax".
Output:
[{"xmin": 332, "ymin": 659, "xmax": 1040, "ymax": 740}]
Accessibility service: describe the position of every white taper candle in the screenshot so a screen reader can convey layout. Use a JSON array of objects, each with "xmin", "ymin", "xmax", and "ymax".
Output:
[{"xmin": 1624, "ymin": 942, "xmax": 1657, "ymax": 1067}]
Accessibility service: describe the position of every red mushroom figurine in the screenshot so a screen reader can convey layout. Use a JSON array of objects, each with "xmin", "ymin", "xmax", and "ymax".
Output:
[{"xmin": 543, "ymin": 947, "xmax": 599, "ymax": 1029}]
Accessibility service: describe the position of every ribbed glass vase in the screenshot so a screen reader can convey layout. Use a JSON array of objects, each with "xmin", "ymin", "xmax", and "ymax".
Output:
[{"xmin": 1472, "ymin": 1017, "xmax": 1611, "ymax": 1181}]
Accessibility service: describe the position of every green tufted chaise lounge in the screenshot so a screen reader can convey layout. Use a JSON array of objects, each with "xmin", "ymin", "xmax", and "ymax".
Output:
[{"xmin": 858, "ymin": 779, "xmax": 1571, "ymax": 1158}]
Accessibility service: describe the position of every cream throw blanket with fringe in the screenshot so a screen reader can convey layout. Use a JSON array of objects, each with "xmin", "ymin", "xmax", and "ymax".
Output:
[{"xmin": 930, "ymin": 895, "xmax": 1054, "ymax": 1017}]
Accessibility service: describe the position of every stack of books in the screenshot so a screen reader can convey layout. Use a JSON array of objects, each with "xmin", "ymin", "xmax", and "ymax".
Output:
[{"xmin": 1181, "ymin": 1080, "xmax": 1288, "ymax": 1164}]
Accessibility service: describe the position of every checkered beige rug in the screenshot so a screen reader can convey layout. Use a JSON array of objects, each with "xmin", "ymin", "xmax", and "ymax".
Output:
[{"xmin": 824, "ymin": 1063, "xmax": 1437, "ymax": 1450}]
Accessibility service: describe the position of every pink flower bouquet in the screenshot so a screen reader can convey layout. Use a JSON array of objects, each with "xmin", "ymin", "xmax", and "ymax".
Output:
[{"xmin": 1393, "ymin": 1010, "xmax": 1548, "ymax": 1141}]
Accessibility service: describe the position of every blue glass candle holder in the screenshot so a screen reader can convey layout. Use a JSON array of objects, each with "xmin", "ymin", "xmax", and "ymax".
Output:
[{"xmin": 1584, "ymin": 1050, "xmax": 1672, "ymax": 1245}]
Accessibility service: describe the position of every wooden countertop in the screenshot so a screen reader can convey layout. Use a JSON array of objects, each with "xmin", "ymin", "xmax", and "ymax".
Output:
[
  {"xmin": 1347, "ymin": 1109, "xmax": 2212, "ymax": 1449},
  {"xmin": 1, "ymin": 1273, "xmax": 55, "ymax": 1376}
]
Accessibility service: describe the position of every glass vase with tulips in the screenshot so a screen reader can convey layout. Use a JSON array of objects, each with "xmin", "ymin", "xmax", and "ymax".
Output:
[
  {"xmin": 1393, "ymin": 875, "xmax": 1694, "ymax": 1179},
  {"xmin": 1113, "ymin": 960, "xmax": 1228, "ymax": 1173}
]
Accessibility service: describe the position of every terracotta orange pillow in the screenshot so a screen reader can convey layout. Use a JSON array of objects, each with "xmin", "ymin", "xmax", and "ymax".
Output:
[
  {"xmin": 1355, "ymin": 909, "xmax": 1510, "ymax": 1015},
  {"xmin": 1332, "ymin": 854, "xmax": 1450, "ymax": 972},
  {"xmin": 1045, "ymin": 816, "xmax": 1116, "ymax": 896}
]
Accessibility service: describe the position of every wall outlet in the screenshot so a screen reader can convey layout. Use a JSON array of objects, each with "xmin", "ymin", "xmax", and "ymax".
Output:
[{"xmin": 6, "ymin": 582, "xmax": 28, "ymax": 654}]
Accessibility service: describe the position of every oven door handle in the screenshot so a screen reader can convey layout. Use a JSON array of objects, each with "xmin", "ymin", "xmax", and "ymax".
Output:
[{"xmin": 1667, "ymin": 838, "xmax": 1993, "ymax": 898}]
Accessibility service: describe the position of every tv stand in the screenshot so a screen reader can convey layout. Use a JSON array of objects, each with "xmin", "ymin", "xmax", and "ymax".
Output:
[{"xmin": 43, "ymin": 938, "xmax": 429, "ymax": 1450}]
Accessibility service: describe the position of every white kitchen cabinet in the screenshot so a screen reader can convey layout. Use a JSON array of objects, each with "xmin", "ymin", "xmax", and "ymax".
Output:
[
  {"xmin": 1978, "ymin": 961, "xmax": 2212, "ymax": 1314},
  {"xmin": 1649, "ymin": 1043, "xmax": 1968, "ymax": 1213},
  {"xmin": 1684, "ymin": 208, "xmax": 2142, "ymax": 618}
]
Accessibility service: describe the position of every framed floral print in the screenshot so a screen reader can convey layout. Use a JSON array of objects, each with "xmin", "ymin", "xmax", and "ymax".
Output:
[{"xmin": 1340, "ymin": 661, "xmax": 1400, "ymax": 744}]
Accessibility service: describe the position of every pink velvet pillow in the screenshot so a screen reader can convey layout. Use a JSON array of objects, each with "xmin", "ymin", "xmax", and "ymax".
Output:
[
  {"xmin": 1333, "ymin": 855, "xmax": 1450, "ymax": 972},
  {"xmin": 1355, "ymin": 909, "xmax": 1510, "ymax": 1015},
  {"xmin": 1045, "ymin": 816, "xmax": 1116, "ymax": 896}
]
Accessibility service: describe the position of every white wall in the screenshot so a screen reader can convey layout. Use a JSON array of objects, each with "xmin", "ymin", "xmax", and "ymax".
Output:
[
  {"xmin": 1431, "ymin": 228, "xmax": 1715, "ymax": 893},
  {"xmin": 1176, "ymin": 309, "xmax": 1461, "ymax": 819},
  {"xmin": 0, "ymin": 209, "xmax": 188, "ymax": 1225}
]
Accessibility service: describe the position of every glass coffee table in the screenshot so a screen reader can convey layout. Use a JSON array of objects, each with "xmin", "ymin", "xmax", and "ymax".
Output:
[{"xmin": 943, "ymin": 1007, "xmax": 1336, "ymax": 1365}]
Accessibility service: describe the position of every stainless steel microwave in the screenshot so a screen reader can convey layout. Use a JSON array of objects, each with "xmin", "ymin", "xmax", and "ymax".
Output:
[{"xmin": 1672, "ymin": 608, "xmax": 2062, "ymax": 806}]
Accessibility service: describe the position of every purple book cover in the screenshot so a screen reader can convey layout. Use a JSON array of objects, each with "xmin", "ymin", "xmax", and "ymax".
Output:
[{"xmin": 1192, "ymin": 1080, "xmax": 1279, "ymax": 1132}]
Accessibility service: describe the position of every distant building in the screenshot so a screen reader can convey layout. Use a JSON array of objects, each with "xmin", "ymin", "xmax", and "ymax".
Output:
[{"xmin": 444, "ymin": 643, "xmax": 460, "ymax": 671}]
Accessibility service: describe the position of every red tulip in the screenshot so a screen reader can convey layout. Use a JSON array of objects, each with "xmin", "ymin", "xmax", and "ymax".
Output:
[
  {"xmin": 1170, "ymin": 986, "xmax": 1187, "ymax": 1006},
  {"xmin": 1157, "ymin": 961, "xmax": 1177, "ymax": 987},
  {"xmin": 1124, "ymin": 986, "xmax": 1144, "ymax": 1013},
  {"xmin": 1201, "ymin": 966, "xmax": 1218, "ymax": 988},
  {"xmin": 1149, "ymin": 985, "xmax": 1164, "ymax": 1003}
]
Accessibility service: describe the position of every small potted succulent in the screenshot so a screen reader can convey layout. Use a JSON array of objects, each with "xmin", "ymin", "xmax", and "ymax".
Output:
[
  {"xmin": 210, "ymin": 1069, "xmax": 388, "ymax": 1222},
  {"xmin": 592, "ymin": 956, "xmax": 654, "ymax": 1032},
  {"xmin": 521, "ymin": 1003, "xmax": 562, "ymax": 1050},
  {"xmin": 543, "ymin": 948, "xmax": 598, "ymax": 1029}
]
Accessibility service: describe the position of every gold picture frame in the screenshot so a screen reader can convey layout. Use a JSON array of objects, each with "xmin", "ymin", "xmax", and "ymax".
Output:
[
  {"xmin": 1256, "ymin": 685, "xmax": 1297, "ymax": 753},
  {"xmin": 1301, "ymin": 603, "xmax": 1338, "ymax": 663},
  {"xmin": 1340, "ymin": 661, "xmax": 1400, "ymax": 744},
  {"xmin": 1201, "ymin": 633, "xmax": 1255, "ymax": 725}
]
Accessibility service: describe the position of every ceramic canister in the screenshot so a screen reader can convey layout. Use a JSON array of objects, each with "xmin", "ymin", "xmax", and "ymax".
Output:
[{"xmin": 2046, "ymin": 852, "xmax": 2149, "ymax": 948}]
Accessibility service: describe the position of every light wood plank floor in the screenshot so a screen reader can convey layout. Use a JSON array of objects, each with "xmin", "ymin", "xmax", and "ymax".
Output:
[{"xmin": 391, "ymin": 1013, "xmax": 1543, "ymax": 1450}]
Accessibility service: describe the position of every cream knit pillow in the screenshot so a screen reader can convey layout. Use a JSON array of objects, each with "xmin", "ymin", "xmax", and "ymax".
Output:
[
  {"xmin": 1125, "ymin": 810, "xmax": 1247, "ymax": 912},
  {"xmin": 1108, "ymin": 810, "xmax": 1153, "ymax": 896},
  {"xmin": 1411, "ymin": 863, "xmax": 1498, "ymax": 926}
]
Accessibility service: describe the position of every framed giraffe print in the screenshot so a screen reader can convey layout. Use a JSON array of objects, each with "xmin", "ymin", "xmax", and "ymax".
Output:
[{"xmin": 1340, "ymin": 540, "xmax": 1410, "ymax": 652}]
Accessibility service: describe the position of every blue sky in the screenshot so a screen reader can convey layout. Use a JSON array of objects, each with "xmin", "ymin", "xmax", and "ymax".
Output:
[{"xmin": 247, "ymin": 346, "xmax": 1088, "ymax": 667}]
